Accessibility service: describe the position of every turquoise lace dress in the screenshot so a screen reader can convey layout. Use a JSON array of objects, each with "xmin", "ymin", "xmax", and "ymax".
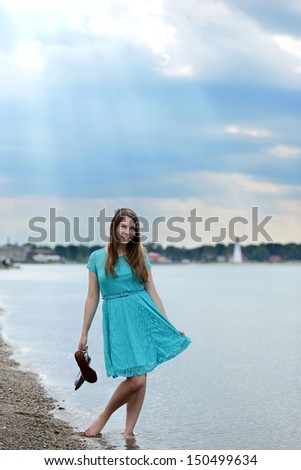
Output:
[{"xmin": 87, "ymin": 247, "xmax": 191, "ymax": 378}]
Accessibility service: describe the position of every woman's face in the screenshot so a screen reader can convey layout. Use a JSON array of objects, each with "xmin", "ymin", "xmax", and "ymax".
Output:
[{"xmin": 116, "ymin": 216, "xmax": 136, "ymax": 244}]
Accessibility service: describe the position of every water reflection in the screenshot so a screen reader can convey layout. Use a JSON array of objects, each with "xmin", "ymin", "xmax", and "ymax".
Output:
[
  {"xmin": 123, "ymin": 435, "xmax": 140, "ymax": 450},
  {"xmin": 83, "ymin": 431, "xmax": 141, "ymax": 450},
  {"xmin": 84, "ymin": 434, "xmax": 118, "ymax": 450}
]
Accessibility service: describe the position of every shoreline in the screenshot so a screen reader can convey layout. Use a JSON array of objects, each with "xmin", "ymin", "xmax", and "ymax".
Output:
[
  {"xmin": 1, "ymin": 261, "xmax": 301, "ymax": 269},
  {"xmin": 0, "ymin": 331, "xmax": 88, "ymax": 450}
]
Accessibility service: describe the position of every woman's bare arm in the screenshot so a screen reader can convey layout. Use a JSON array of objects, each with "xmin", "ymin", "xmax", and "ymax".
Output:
[{"xmin": 78, "ymin": 271, "xmax": 100, "ymax": 350}]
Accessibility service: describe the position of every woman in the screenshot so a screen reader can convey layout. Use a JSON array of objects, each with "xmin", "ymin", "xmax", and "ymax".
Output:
[{"xmin": 78, "ymin": 208, "xmax": 191, "ymax": 438}]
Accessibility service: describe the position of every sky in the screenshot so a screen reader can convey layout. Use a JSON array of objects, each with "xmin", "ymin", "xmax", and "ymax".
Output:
[{"xmin": 0, "ymin": 0, "xmax": 300, "ymax": 247}]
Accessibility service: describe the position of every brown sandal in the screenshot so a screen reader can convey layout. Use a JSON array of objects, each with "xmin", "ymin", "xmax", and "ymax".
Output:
[
  {"xmin": 74, "ymin": 350, "xmax": 97, "ymax": 384},
  {"xmin": 74, "ymin": 353, "xmax": 92, "ymax": 390},
  {"xmin": 74, "ymin": 371, "xmax": 85, "ymax": 390}
]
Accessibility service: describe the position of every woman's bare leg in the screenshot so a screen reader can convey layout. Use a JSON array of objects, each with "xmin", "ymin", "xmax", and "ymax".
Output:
[
  {"xmin": 124, "ymin": 375, "xmax": 147, "ymax": 438},
  {"xmin": 84, "ymin": 375, "xmax": 145, "ymax": 437}
]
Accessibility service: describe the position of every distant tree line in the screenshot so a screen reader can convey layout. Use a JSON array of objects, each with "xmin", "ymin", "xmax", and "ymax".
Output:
[
  {"xmin": 28, "ymin": 242, "xmax": 301, "ymax": 263},
  {"xmin": 146, "ymin": 242, "xmax": 301, "ymax": 262}
]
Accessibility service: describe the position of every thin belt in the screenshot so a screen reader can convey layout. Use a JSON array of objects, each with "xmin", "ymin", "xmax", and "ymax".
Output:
[{"xmin": 102, "ymin": 287, "xmax": 145, "ymax": 301}]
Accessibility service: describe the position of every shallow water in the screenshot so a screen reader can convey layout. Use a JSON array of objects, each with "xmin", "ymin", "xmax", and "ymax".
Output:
[{"xmin": 1, "ymin": 263, "xmax": 300, "ymax": 449}]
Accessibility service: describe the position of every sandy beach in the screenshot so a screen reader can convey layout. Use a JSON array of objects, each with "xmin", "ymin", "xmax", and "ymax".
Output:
[{"xmin": 0, "ymin": 332, "xmax": 88, "ymax": 450}]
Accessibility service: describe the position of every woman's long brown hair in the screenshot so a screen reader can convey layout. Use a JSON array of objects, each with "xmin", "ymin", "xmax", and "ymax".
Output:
[{"xmin": 104, "ymin": 208, "xmax": 149, "ymax": 283}]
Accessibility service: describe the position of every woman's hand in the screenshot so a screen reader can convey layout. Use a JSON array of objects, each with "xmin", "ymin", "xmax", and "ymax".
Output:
[{"xmin": 179, "ymin": 329, "xmax": 185, "ymax": 336}]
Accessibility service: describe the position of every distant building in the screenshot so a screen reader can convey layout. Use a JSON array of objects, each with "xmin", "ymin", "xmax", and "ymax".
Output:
[
  {"xmin": 147, "ymin": 252, "xmax": 171, "ymax": 264},
  {"xmin": 269, "ymin": 255, "xmax": 282, "ymax": 263},
  {"xmin": 204, "ymin": 252, "xmax": 215, "ymax": 262},
  {"xmin": 0, "ymin": 243, "xmax": 31, "ymax": 263},
  {"xmin": 230, "ymin": 238, "xmax": 243, "ymax": 264},
  {"xmin": 31, "ymin": 249, "xmax": 61, "ymax": 263}
]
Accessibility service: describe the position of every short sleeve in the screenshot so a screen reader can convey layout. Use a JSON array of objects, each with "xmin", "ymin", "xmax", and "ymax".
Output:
[
  {"xmin": 144, "ymin": 252, "xmax": 151, "ymax": 269},
  {"xmin": 87, "ymin": 251, "xmax": 97, "ymax": 273}
]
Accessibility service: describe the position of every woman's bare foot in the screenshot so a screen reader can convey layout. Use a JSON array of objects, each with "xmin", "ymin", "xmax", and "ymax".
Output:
[
  {"xmin": 84, "ymin": 412, "xmax": 108, "ymax": 437},
  {"xmin": 123, "ymin": 431, "xmax": 136, "ymax": 439}
]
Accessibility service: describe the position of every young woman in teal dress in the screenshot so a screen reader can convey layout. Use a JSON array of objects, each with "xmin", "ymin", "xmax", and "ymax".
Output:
[{"xmin": 78, "ymin": 208, "xmax": 191, "ymax": 438}]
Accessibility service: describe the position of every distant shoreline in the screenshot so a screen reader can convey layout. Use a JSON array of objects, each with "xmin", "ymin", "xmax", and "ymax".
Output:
[
  {"xmin": 1, "ymin": 260, "xmax": 300, "ymax": 268},
  {"xmin": 1, "ymin": 241, "xmax": 300, "ymax": 266}
]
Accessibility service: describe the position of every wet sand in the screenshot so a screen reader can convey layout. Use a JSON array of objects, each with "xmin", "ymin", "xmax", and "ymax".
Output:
[{"xmin": 0, "ymin": 333, "xmax": 88, "ymax": 450}]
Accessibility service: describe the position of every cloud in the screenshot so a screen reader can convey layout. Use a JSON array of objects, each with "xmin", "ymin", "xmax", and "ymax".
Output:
[
  {"xmin": 0, "ymin": 0, "xmax": 300, "ymax": 244},
  {"xmin": 273, "ymin": 34, "xmax": 301, "ymax": 75},
  {"xmin": 158, "ymin": 0, "xmax": 301, "ymax": 86},
  {"xmin": 273, "ymin": 35, "xmax": 301, "ymax": 60},
  {"xmin": 163, "ymin": 170, "xmax": 301, "ymax": 207},
  {"xmin": 225, "ymin": 126, "xmax": 273, "ymax": 138},
  {"xmin": 0, "ymin": 174, "xmax": 13, "ymax": 184},
  {"xmin": 269, "ymin": 145, "xmax": 301, "ymax": 159},
  {"xmin": 2, "ymin": 192, "xmax": 300, "ymax": 247},
  {"xmin": 12, "ymin": 42, "xmax": 44, "ymax": 71},
  {"xmin": 1, "ymin": 0, "xmax": 301, "ymax": 88},
  {"xmin": 224, "ymin": 0, "xmax": 301, "ymax": 36}
]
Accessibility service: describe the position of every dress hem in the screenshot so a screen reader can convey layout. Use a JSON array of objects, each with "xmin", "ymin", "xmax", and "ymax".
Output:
[{"xmin": 106, "ymin": 336, "xmax": 192, "ymax": 378}]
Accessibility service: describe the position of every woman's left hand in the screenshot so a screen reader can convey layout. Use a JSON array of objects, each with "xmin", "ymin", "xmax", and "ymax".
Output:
[{"xmin": 179, "ymin": 329, "xmax": 185, "ymax": 336}]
